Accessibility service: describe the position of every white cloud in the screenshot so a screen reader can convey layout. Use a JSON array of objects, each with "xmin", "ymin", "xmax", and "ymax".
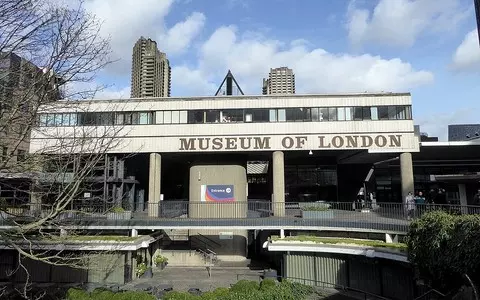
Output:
[
  {"xmin": 347, "ymin": 0, "xmax": 470, "ymax": 47},
  {"xmin": 172, "ymin": 26, "xmax": 434, "ymax": 96},
  {"xmin": 451, "ymin": 30, "xmax": 480, "ymax": 72},
  {"xmin": 81, "ymin": 0, "xmax": 205, "ymax": 74},
  {"xmin": 159, "ymin": 12, "xmax": 206, "ymax": 55}
]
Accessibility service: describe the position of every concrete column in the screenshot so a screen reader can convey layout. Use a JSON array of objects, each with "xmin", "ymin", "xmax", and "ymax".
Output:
[
  {"xmin": 148, "ymin": 153, "xmax": 161, "ymax": 217},
  {"xmin": 280, "ymin": 229, "xmax": 285, "ymax": 239},
  {"xmin": 400, "ymin": 152, "xmax": 414, "ymax": 203},
  {"xmin": 458, "ymin": 184, "xmax": 468, "ymax": 214},
  {"xmin": 131, "ymin": 229, "xmax": 138, "ymax": 237},
  {"xmin": 272, "ymin": 151, "xmax": 285, "ymax": 217}
]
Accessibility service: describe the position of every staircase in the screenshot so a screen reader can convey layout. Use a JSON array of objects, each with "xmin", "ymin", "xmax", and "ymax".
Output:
[{"xmin": 164, "ymin": 229, "xmax": 189, "ymax": 241}]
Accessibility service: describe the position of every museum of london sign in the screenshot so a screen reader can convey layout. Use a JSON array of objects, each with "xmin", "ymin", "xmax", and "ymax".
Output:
[{"xmin": 178, "ymin": 134, "xmax": 404, "ymax": 151}]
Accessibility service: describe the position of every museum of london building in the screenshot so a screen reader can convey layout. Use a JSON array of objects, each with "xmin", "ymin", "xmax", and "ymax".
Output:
[{"xmin": 30, "ymin": 92, "xmax": 421, "ymax": 212}]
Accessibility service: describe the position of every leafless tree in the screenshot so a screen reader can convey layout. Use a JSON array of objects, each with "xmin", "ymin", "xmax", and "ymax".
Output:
[{"xmin": 0, "ymin": 0, "xmax": 129, "ymax": 296}]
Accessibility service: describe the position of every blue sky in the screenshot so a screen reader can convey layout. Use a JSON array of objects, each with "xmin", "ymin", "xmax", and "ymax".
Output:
[{"xmin": 82, "ymin": 0, "xmax": 480, "ymax": 140}]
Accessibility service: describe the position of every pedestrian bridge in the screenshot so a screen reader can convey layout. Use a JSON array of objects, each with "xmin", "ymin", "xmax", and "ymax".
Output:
[{"xmin": 1, "ymin": 201, "xmax": 473, "ymax": 234}]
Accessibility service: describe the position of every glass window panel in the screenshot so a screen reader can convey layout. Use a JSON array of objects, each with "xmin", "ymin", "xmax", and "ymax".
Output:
[
  {"xmin": 378, "ymin": 107, "xmax": 389, "ymax": 120},
  {"xmin": 115, "ymin": 113, "xmax": 124, "ymax": 125},
  {"xmin": 345, "ymin": 107, "xmax": 353, "ymax": 121},
  {"xmin": 188, "ymin": 111, "xmax": 204, "ymax": 124},
  {"xmin": 245, "ymin": 113, "xmax": 252, "ymax": 122},
  {"xmin": 277, "ymin": 109, "xmax": 286, "ymax": 122},
  {"xmin": 353, "ymin": 107, "xmax": 363, "ymax": 121},
  {"xmin": 328, "ymin": 108, "xmax": 337, "ymax": 121},
  {"xmin": 337, "ymin": 107, "xmax": 345, "ymax": 121},
  {"xmin": 132, "ymin": 112, "xmax": 140, "ymax": 125},
  {"xmin": 70, "ymin": 113, "xmax": 77, "ymax": 126},
  {"xmin": 269, "ymin": 109, "xmax": 277, "ymax": 122},
  {"xmin": 54, "ymin": 114, "xmax": 63, "ymax": 126},
  {"xmin": 362, "ymin": 107, "xmax": 371, "ymax": 120},
  {"xmin": 206, "ymin": 110, "xmax": 219, "ymax": 123},
  {"xmin": 319, "ymin": 108, "xmax": 328, "ymax": 121},
  {"xmin": 302, "ymin": 108, "xmax": 311, "ymax": 121},
  {"xmin": 139, "ymin": 112, "xmax": 149, "ymax": 124},
  {"xmin": 388, "ymin": 106, "xmax": 397, "ymax": 120},
  {"xmin": 221, "ymin": 109, "xmax": 243, "ymax": 122},
  {"xmin": 61, "ymin": 113, "xmax": 70, "ymax": 126},
  {"xmin": 370, "ymin": 107, "xmax": 378, "ymax": 120},
  {"xmin": 252, "ymin": 109, "xmax": 269, "ymax": 122},
  {"xmin": 405, "ymin": 106, "xmax": 412, "ymax": 119},
  {"xmin": 155, "ymin": 111, "xmax": 164, "ymax": 124},
  {"xmin": 311, "ymin": 108, "xmax": 320, "ymax": 121},
  {"xmin": 179, "ymin": 111, "xmax": 187, "ymax": 123},
  {"xmin": 286, "ymin": 108, "xmax": 296, "ymax": 121},
  {"xmin": 396, "ymin": 106, "xmax": 406, "ymax": 120},
  {"xmin": 163, "ymin": 111, "xmax": 172, "ymax": 124},
  {"xmin": 171, "ymin": 110, "xmax": 180, "ymax": 123},
  {"xmin": 39, "ymin": 114, "xmax": 47, "ymax": 126}
]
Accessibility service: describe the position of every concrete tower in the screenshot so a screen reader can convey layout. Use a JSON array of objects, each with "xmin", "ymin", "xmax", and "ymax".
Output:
[
  {"xmin": 262, "ymin": 67, "xmax": 295, "ymax": 95},
  {"xmin": 131, "ymin": 37, "xmax": 171, "ymax": 98}
]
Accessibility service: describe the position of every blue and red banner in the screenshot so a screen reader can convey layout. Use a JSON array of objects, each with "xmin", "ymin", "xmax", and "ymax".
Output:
[{"xmin": 201, "ymin": 185, "xmax": 235, "ymax": 202}]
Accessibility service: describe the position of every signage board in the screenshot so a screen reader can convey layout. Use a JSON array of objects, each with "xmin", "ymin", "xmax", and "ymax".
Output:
[
  {"xmin": 201, "ymin": 185, "xmax": 235, "ymax": 202},
  {"xmin": 219, "ymin": 232, "xmax": 234, "ymax": 240}
]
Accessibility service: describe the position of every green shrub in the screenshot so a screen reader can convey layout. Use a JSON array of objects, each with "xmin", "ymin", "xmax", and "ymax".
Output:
[
  {"xmin": 299, "ymin": 202, "xmax": 330, "ymax": 211},
  {"xmin": 66, "ymin": 288, "xmax": 90, "ymax": 300},
  {"xmin": 162, "ymin": 291, "xmax": 199, "ymax": 300},
  {"xmin": 153, "ymin": 254, "xmax": 168, "ymax": 265},
  {"xmin": 111, "ymin": 206, "xmax": 125, "ymax": 213},
  {"xmin": 259, "ymin": 278, "xmax": 277, "ymax": 291},
  {"xmin": 201, "ymin": 287, "xmax": 229, "ymax": 299},
  {"xmin": 229, "ymin": 280, "xmax": 260, "ymax": 294},
  {"xmin": 407, "ymin": 211, "xmax": 480, "ymax": 291}
]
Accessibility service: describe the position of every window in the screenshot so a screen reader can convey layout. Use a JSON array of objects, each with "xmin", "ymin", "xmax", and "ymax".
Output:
[
  {"xmin": 301, "ymin": 108, "xmax": 311, "ymax": 121},
  {"xmin": 286, "ymin": 108, "xmax": 296, "ymax": 122},
  {"xmin": 345, "ymin": 107, "xmax": 353, "ymax": 121},
  {"xmin": 378, "ymin": 106, "xmax": 389, "ymax": 120},
  {"xmin": 17, "ymin": 150, "xmax": 26, "ymax": 162},
  {"xmin": 319, "ymin": 108, "xmax": 328, "ymax": 121},
  {"xmin": 163, "ymin": 111, "xmax": 172, "ymax": 124},
  {"xmin": 269, "ymin": 109, "xmax": 277, "ymax": 122},
  {"xmin": 188, "ymin": 110, "xmax": 204, "ymax": 123},
  {"xmin": 388, "ymin": 106, "xmax": 397, "ymax": 120},
  {"xmin": 69, "ymin": 113, "xmax": 78, "ymax": 126},
  {"xmin": 206, "ymin": 110, "xmax": 220, "ymax": 123},
  {"xmin": 179, "ymin": 111, "xmax": 188, "ymax": 123},
  {"xmin": 139, "ymin": 112, "xmax": 152, "ymax": 124},
  {"xmin": 328, "ymin": 108, "xmax": 337, "ymax": 121},
  {"xmin": 1, "ymin": 147, "xmax": 7, "ymax": 162},
  {"xmin": 277, "ymin": 109, "xmax": 286, "ymax": 122},
  {"xmin": 353, "ymin": 107, "xmax": 363, "ymax": 121},
  {"xmin": 221, "ymin": 110, "xmax": 243, "ymax": 122},
  {"xmin": 245, "ymin": 109, "xmax": 268, "ymax": 122},
  {"xmin": 337, "ymin": 107, "xmax": 345, "ymax": 121},
  {"xmin": 362, "ymin": 107, "xmax": 371, "ymax": 120},
  {"xmin": 370, "ymin": 107, "xmax": 378, "ymax": 120},
  {"xmin": 115, "ymin": 113, "xmax": 125, "ymax": 125},
  {"xmin": 171, "ymin": 111, "xmax": 179, "ymax": 124},
  {"xmin": 155, "ymin": 111, "xmax": 163, "ymax": 124}
]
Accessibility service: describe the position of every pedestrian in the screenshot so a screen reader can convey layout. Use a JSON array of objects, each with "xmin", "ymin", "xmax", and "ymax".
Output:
[
  {"xmin": 405, "ymin": 192, "xmax": 415, "ymax": 220},
  {"xmin": 414, "ymin": 191, "xmax": 426, "ymax": 217}
]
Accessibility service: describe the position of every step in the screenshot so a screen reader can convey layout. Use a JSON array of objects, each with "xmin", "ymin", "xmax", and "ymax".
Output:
[{"xmin": 161, "ymin": 250, "xmax": 209, "ymax": 267}]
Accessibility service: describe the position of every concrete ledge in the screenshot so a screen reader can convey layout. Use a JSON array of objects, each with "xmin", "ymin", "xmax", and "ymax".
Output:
[{"xmin": 267, "ymin": 241, "xmax": 408, "ymax": 262}]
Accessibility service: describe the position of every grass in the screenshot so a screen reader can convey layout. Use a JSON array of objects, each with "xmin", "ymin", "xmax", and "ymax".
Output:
[{"xmin": 271, "ymin": 235, "xmax": 407, "ymax": 251}]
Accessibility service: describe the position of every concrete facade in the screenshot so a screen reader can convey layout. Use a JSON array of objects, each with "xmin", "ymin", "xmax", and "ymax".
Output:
[
  {"xmin": 262, "ymin": 67, "xmax": 295, "ymax": 95},
  {"xmin": 131, "ymin": 37, "xmax": 171, "ymax": 98}
]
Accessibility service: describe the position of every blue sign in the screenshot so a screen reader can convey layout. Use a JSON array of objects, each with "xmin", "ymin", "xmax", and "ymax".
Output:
[{"xmin": 201, "ymin": 185, "xmax": 235, "ymax": 202}]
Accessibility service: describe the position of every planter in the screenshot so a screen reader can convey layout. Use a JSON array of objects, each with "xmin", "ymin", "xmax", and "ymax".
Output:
[
  {"xmin": 139, "ymin": 267, "xmax": 153, "ymax": 279},
  {"xmin": 301, "ymin": 210, "xmax": 334, "ymax": 219},
  {"xmin": 156, "ymin": 262, "xmax": 167, "ymax": 270},
  {"xmin": 106, "ymin": 211, "xmax": 132, "ymax": 220}
]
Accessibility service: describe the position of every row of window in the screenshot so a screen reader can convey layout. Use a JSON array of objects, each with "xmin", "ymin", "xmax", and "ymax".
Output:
[
  {"xmin": 37, "ymin": 105, "xmax": 412, "ymax": 127},
  {"xmin": 0, "ymin": 147, "xmax": 26, "ymax": 162}
]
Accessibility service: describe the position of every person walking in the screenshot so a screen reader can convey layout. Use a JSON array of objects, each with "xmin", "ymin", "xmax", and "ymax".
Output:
[{"xmin": 405, "ymin": 192, "xmax": 415, "ymax": 220}]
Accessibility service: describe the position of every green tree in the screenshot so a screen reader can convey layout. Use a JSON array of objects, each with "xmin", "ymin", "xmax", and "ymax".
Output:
[{"xmin": 406, "ymin": 211, "xmax": 480, "ymax": 292}]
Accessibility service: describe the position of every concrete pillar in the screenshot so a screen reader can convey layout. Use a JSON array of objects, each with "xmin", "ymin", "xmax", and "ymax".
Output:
[
  {"xmin": 131, "ymin": 229, "xmax": 138, "ymax": 237},
  {"xmin": 280, "ymin": 229, "xmax": 285, "ymax": 239},
  {"xmin": 400, "ymin": 152, "xmax": 414, "ymax": 203},
  {"xmin": 272, "ymin": 151, "xmax": 285, "ymax": 217},
  {"xmin": 458, "ymin": 184, "xmax": 468, "ymax": 214},
  {"xmin": 148, "ymin": 153, "xmax": 161, "ymax": 217},
  {"xmin": 385, "ymin": 233, "xmax": 398, "ymax": 244}
]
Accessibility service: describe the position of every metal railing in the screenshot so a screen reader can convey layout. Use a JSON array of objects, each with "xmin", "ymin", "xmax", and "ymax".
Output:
[{"xmin": 1, "ymin": 201, "xmax": 479, "ymax": 232}]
